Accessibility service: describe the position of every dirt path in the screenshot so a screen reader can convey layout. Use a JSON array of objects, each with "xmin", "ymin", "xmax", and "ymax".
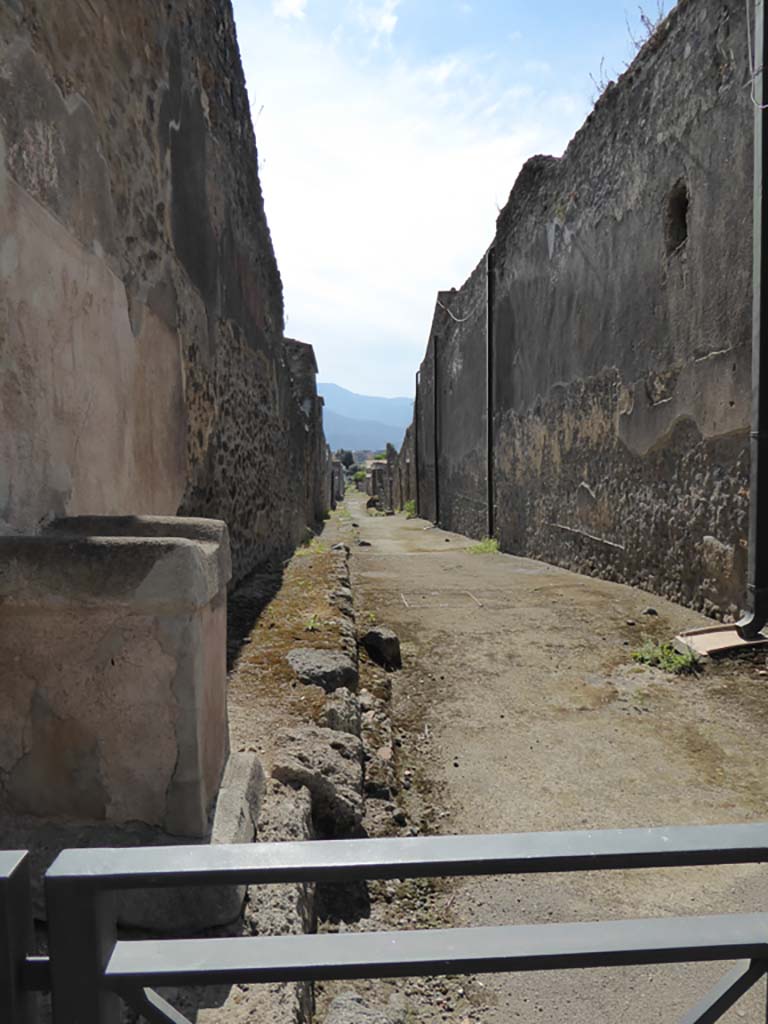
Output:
[{"xmin": 342, "ymin": 491, "xmax": 768, "ymax": 1024}]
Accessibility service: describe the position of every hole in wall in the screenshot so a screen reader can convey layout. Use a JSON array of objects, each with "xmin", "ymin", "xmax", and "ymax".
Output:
[{"xmin": 665, "ymin": 179, "xmax": 689, "ymax": 254}]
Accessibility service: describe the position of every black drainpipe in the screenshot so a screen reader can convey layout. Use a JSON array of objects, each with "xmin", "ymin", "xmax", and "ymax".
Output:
[
  {"xmin": 739, "ymin": 0, "xmax": 768, "ymax": 638},
  {"xmin": 486, "ymin": 246, "xmax": 496, "ymax": 539},
  {"xmin": 433, "ymin": 335, "xmax": 440, "ymax": 526},
  {"xmin": 414, "ymin": 369, "xmax": 421, "ymax": 515}
]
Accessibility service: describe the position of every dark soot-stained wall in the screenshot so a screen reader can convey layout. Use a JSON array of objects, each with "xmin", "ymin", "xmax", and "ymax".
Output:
[{"xmin": 406, "ymin": 0, "xmax": 751, "ymax": 618}]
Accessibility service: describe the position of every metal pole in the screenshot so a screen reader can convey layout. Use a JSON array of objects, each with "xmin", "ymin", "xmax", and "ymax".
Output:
[
  {"xmin": 46, "ymin": 875, "xmax": 119, "ymax": 1024},
  {"xmin": 486, "ymin": 247, "xmax": 496, "ymax": 540},
  {"xmin": 0, "ymin": 852, "xmax": 35, "ymax": 1024},
  {"xmin": 414, "ymin": 370, "xmax": 421, "ymax": 515},
  {"xmin": 433, "ymin": 335, "xmax": 440, "ymax": 526},
  {"xmin": 739, "ymin": 0, "xmax": 768, "ymax": 638}
]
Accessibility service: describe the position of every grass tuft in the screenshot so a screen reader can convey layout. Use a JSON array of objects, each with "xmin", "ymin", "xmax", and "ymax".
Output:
[
  {"xmin": 631, "ymin": 640, "xmax": 699, "ymax": 675},
  {"xmin": 295, "ymin": 538, "xmax": 328, "ymax": 557},
  {"xmin": 468, "ymin": 537, "xmax": 500, "ymax": 554}
]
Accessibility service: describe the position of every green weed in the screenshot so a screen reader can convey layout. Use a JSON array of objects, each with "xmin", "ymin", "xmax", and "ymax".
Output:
[
  {"xmin": 631, "ymin": 640, "xmax": 699, "ymax": 675},
  {"xmin": 295, "ymin": 538, "xmax": 328, "ymax": 557},
  {"xmin": 468, "ymin": 537, "xmax": 500, "ymax": 554}
]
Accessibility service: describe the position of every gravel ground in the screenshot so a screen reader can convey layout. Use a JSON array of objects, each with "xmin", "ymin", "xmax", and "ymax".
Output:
[{"xmin": 323, "ymin": 490, "xmax": 768, "ymax": 1024}]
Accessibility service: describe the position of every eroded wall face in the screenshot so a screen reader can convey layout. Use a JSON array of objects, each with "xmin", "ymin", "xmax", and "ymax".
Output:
[
  {"xmin": 416, "ymin": 335, "xmax": 437, "ymax": 523},
  {"xmin": 284, "ymin": 340, "xmax": 330, "ymax": 528},
  {"xmin": 493, "ymin": 0, "xmax": 750, "ymax": 618},
  {"xmin": 403, "ymin": 0, "xmax": 752, "ymax": 617},
  {"xmin": 0, "ymin": 1, "xmax": 313, "ymax": 580},
  {"xmin": 435, "ymin": 269, "xmax": 489, "ymax": 539},
  {"xmin": 393, "ymin": 424, "xmax": 415, "ymax": 510}
]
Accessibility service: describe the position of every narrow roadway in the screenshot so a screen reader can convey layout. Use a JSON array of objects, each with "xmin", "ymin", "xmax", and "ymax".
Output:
[{"xmin": 346, "ymin": 491, "xmax": 768, "ymax": 1024}]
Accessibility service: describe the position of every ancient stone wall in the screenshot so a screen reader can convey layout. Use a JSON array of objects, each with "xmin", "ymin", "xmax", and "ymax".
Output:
[
  {"xmin": 414, "ymin": 329, "xmax": 438, "ymax": 523},
  {"xmin": 402, "ymin": 0, "xmax": 752, "ymax": 617},
  {"xmin": 393, "ymin": 423, "xmax": 415, "ymax": 510},
  {"xmin": 0, "ymin": 517, "xmax": 231, "ymax": 839},
  {"xmin": 434, "ymin": 260, "xmax": 489, "ymax": 537},
  {"xmin": 285, "ymin": 339, "xmax": 330, "ymax": 526},
  {"xmin": 0, "ymin": 0, "xmax": 322, "ymax": 582}
]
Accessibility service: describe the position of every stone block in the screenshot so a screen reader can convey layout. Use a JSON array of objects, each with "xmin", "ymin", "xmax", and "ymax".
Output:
[
  {"xmin": 360, "ymin": 626, "xmax": 402, "ymax": 669},
  {"xmin": 322, "ymin": 688, "xmax": 362, "ymax": 737},
  {"xmin": 0, "ymin": 752, "xmax": 265, "ymax": 933},
  {"xmin": 0, "ymin": 516, "xmax": 231, "ymax": 838},
  {"xmin": 271, "ymin": 725, "xmax": 363, "ymax": 837},
  {"xmin": 118, "ymin": 751, "xmax": 265, "ymax": 933},
  {"xmin": 286, "ymin": 648, "xmax": 358, "ymax": 692},
  {"xmin": 247, "ymin": 779, "xmax": 315, "ymax": 937}
]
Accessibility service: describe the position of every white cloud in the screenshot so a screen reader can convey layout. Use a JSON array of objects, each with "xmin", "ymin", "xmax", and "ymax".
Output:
[
  {"xmin": 272, "ymin": 0, "xmax": 307, "ymax": 19},
  {"xmin": 234, "ymin": 7, "xmax": 586, "ymax": 395},
  {"xmin": 351, "ymin": 0, "xmax": 401, "ymax": 44},
  {"xmin": 421, "ymin": 56, "xmax": 465, "ymax": 86}
]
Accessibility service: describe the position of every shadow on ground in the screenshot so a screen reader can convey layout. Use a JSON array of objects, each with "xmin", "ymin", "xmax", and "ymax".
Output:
[{"xmin": 226, "ymin": 563, "xmax": 286, "ymax": 671}]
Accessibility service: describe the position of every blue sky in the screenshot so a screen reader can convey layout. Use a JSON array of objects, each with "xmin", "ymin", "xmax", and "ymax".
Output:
[{"xmin": 231, "ymin": 0, "xmax": 670, "ymax": 397}]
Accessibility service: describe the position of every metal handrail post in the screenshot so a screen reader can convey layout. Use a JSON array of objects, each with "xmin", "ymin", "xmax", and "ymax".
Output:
[
  {"xmin": 46, "ymin": 875, "xmax": 119, "ymax": 1024},
  {"xmin": 0, "ymin": 851, "xmax": 36, "ymax": 1024}
]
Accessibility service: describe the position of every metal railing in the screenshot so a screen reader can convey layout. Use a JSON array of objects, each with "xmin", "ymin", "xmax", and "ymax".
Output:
[{"xmin": 4, "ymin": 822, "xmax": 768, "ymax": 1023}]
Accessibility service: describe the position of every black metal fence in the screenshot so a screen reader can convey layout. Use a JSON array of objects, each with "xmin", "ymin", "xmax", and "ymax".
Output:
[{"xmin": 4, "ymin": 823, "xmax": 768, "ymax": 1023}]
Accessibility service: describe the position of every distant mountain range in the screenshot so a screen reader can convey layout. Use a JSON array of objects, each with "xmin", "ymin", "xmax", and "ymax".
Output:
[{"xmin": 319, "ymin": 382, "xmax": 412, "ymax": 453}]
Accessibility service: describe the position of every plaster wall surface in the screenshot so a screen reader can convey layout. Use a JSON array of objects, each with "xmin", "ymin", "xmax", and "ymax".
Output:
[
  {"xmin": 0, "ymin": 517, "xmax": 231, "ymax": 837},
  {"xmin": 404, "ymin": 0, "xmax": 751, "ymax": 617},
  {"xmin": 0, "ymin": 0, "xmax": 322, "ymax": 579},
  {"xmin": 0, "ymin": 172, "xmax": 186, "ymax": 527}
]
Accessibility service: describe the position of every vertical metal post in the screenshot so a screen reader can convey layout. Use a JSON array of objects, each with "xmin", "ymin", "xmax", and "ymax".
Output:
[
  {"xmin": 0, "ymin": 851, "xmax": 36, "ymax": 1024},
  {"xmin": 414, "ymin": 370, "xmax": 421, "ymax": 516},
  {"xmin": 433, "ymin": 335, "xmax": 440, "ymax": 526},
  {"xmin": 740, "ymin": 0, "xmax": 768, "ymax": 638},
  {"xmin": 486, "ymin": 246, "xmax": 496, "ymax": 540},
  {"xmin": 46, "ymin": 876, "xmax": 119, "ymax": 1024}
]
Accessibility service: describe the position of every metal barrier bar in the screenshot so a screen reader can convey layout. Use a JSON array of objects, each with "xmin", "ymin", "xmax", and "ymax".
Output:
[
  {"xmin": 41, "ymin": 823, "xmax": 768, "ymax": 1023},
  {"xmin": 44, "ymin": 822, "xmax": 768, "ymax": 891},
  {"xmin": 121, "ymin": 987, "xmax": 192, "ymax": 1024},
  {"xmin": 0, "ymin": 851, "xmax": 35, "ymax": 1024},
  {"xmin": 677, "ymin": 960, "xmax": 768, "ymax": 1024},
  {"xmin": 106, "ymin": 913, "xmax": 768, "ymax": 987}
]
